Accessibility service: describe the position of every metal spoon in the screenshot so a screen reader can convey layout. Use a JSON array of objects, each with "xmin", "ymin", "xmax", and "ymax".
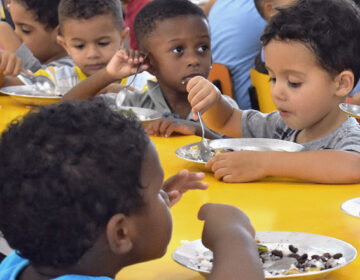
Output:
[
  {"xmin": 197, "ymin": 112, "xmax": 213, "ymax": 162},
  {"xmin": 18, "ymin": 72, "xmax": 56, "ymax": 94},
  {"xmin": 339, "ymin": 103, "xmax": 360, "ymax": 119}
]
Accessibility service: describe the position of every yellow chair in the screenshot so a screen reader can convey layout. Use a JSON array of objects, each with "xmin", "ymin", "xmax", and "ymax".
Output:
[
  {"xmin": 249, "ymin": 68, "xmax": 277, "ymax": 113},
  {"xmin": 208, "ymin": 63, "xmax": 233, "ymax": 98}
]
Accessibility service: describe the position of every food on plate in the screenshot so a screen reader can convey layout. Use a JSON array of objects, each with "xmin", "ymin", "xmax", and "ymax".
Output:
[
  {"xmin": 189, "ymin": 242, "xmax": 345, "ymax": 276},
  {"xmin": 178, "ymin": 145, "xmax": 234, "ymax": 162}
]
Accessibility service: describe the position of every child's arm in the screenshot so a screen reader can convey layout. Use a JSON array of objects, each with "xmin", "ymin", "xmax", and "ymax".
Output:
[
  {"xmin": 62, "ymin": 49, "xmax": 148, "ymax": 101},
  {"xmin": 0, "ymin": 22, "xmax": 21, "ymax": 52},
  {"xmin": 207, "ymin": 149, "xmax": 360, "ymax": 184},
  {"xmin": 198, "ymin": 203, "xmax": 265, "ymax": 280},
  {"xmin": 146, "ymin": 118, "xmax": 221, "ymax": 139},
  {"xmin": 0, "ymin": 50, "xmax": 26, "ymax": 87},
  {"xmin": 187, "ymin": 76, "xmax": 243, "ymax": 137},
  {"xmin": 162, "ymin": 169, "xmax": 208, "ymax": 207}
]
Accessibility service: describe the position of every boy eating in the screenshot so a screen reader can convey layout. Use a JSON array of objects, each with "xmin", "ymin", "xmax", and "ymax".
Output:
[
  {"xmin": 0, "ymin": 99, "xmax": 264, "ymax": 280},
  {"xmin": 63, "ymin": 0, "xmax": 237, "ymax": 137},
  {"xmin": 176, "ymin": 0, "xmax": 360, "ymax": 184},
  {"xmin": 1, "ymin": 0, "xmax": 151, "ymax": 95}
]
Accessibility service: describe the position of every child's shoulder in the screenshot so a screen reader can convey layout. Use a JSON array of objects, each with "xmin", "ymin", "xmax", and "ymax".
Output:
[{"xmin": 0, "ymin": 251, "xmax": 28, "ymax": 280}]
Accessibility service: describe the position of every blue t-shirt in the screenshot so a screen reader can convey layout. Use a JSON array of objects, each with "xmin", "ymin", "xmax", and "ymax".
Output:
[
  {"xmin": 209, "ymin": 0, "xmax": 266, "ymax": 109},
  {"xmin": 0, "ymin": 251, "xmax": 112, "ymax": 280}
]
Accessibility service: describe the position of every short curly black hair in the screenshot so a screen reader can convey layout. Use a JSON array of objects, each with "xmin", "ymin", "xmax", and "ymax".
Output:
[
  {"xmin": 13, "ymin": 0, "xmax": 61, "ymax": 29},
  {"xmin": 58, "ymin": 0, "xmax": 123, "ymax": 30},
  {"xmin": 133, "ymin": 0, "xmax": 207, "ymax": 50},
  {"xmin": 261, "ymin": 0, "xmax": 360, "ymax": 85},
  {"xmin": 0, "ymin": 99, "xmax": 149, "ymax": 268}
]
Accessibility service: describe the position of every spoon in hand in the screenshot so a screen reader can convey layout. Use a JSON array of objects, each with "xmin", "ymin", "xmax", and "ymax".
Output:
[{"xmin": 339, "ymin": 103, "xmax": 360, "ymax": 119}]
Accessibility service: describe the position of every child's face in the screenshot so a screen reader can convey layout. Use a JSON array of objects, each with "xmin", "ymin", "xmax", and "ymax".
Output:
[
  {"xmin": 9, "ymin": 1, "xmax": 64, "ymax": 64},
  {"xmin": 129, "ymin": 141, "xmax": 172, "ymax": 262},
  {"xmin": 264, "ymin": 40, "xmax": 342, "ymax": 133},
  {"xmin": 145, "ymin": 16, "xmax": 211, "ymax": 94},
  {"xmin": 58, "ymin": 15, "xmax": 125, "ymax": 77}
]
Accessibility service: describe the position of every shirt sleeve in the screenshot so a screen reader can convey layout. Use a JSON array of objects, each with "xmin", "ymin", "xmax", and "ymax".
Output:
[{"xmin": 242, "ymin": 110, "xmax": 284, "ymax": 138}]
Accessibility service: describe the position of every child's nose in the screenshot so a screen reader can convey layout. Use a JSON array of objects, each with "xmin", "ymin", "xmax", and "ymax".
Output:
[
  {"xmin": 186, "ymin": 51, "xmax": 201, "ymax": 67},
  {"xmin": 86, "ymin": 45, "xmax": 101, "ymax": 58},
  {"xmin": 271, "ymin": 82, "xmax": 287, "ymax": 102}
]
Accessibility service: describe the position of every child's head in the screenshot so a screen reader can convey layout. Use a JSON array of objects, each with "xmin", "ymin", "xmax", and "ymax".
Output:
[
  {"xmin": 254, "ymin": 0, "xmax": 298, "ymax": 21},
  {"xmin": 57, "ymin": 0, "xmax": 128, "ymax": 76},
  {"xmin": 260, "ymin": 0, "xmax": 360, "ymax": 131},
  {"xmin": 8, "ymin": 0, "xmax": 66, "ymax": 64},
  {"xmin": 133, "ymin": 0, "xmax": 211, "ymax": 94},
  {"xmin": 0, "ymin": 100, "xmax": 172, "ymax": 274}
]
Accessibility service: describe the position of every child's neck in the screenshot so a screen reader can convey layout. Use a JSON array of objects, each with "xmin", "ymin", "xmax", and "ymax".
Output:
[
  {"xmin": 296, "ymin": 108, "xmax": 348, "ymax": 143},
  {"xmin": 160, "ymin": 85, "xmax": 192, "ymax": 119}
]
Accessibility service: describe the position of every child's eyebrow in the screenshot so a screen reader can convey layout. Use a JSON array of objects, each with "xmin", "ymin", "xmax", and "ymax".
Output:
[{"xmin": 167, "ymin": 34, "xmax": 210, "ymax": 44}]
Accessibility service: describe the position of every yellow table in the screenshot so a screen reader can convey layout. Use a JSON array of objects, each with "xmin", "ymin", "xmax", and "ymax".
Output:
[
  {"xmin": 0, "ymin": 96, "xmax": 30, "ymax": 132},
  {"xmin": 0, "ymin": 96, "xmax": 359, "ymax": 280},
  {"xmin": 118, "ymin": 135, "xmax": 360, "ymax": 280}
]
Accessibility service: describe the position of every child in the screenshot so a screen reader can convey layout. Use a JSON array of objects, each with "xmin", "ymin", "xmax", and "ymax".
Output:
[
  {"xmin": 170, "ymin": 0, "xmax": 360, "ymax": 184},
  {"xmin": 0, "ymin": 99, "xmax": 264, "ymax": 280},
  {"xmin": 63, "ymin": 0, "xmax": 237, "ymax": 137},
  {"xmin": 0, "ymin": 0, "xmax": 73, "ymax": 73},
  {"xmin": 1, "ymin": 0, "xmax": 151, "ymax": 96}
]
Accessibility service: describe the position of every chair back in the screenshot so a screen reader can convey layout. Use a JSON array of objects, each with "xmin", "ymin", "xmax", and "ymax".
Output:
[
  {"xmin": 208, "ymin": 63, "xmax": 233, "ymax": 98},
  {"xmin": 250, "ymin": 68, "xmax": 277, "ymax": 113}
]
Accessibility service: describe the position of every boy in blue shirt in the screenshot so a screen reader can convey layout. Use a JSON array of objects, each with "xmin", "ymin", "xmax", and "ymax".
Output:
[{"xmin": 0, "ymin": 99, "xmax": 264, "ymax": 280}]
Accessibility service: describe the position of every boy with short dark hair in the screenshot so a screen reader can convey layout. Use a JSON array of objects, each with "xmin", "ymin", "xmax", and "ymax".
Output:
[
  {"xmin": 1, "ymin": 0, "xmax": 151, "ymax": 96},
  {"xmin": 63, "ymin": 0, "xmax": 237, "ymax": 136},
  {"xmin": 175, "ymin": 0, "xmax": 360, "ymax": 184},
  {"xmin": 0, "ymin": 0, "xmax": 73, "ymax": 73},
  {"xmin": 0, "ymin": 99, "xmax": 264, "ymax": 280}
]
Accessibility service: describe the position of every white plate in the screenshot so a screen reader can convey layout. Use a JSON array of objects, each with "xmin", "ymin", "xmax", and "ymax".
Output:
[
  {"xmin": 117, "ymin": 106, "xmax": 162, "ymax": 125},
  {"xmin": 0, "ymin": 85, "xmax": 61, "ymax": 106},
  {"xmin": 176, "ymin": 138, "xmax": 304, "ymax": 163},
  {"xmin": 172, "ymin": 232, "xmax": 357, "ymax": 280},
  {"xmin": 341, "ymin": 197, "xmax": 360, "ymax": 218}
]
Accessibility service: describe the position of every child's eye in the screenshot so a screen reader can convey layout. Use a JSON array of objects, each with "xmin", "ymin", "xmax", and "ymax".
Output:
[
  {"xmin": 269, "ymin": 77, "xmax": 276, "ymax": 83},
  {"xmin": 74, "ymin": 44, "xmax": 84, "ymax": 50},
  {"xmin": 197, "ymin": 45, "xmax": 209, "ymax": 53},
  {"xmin": 172, "ymin": 46, "xmax": 183, "ymax": 54},
  {"xmin": 98, "ymin": 41, "xmax": 110, "ymax": 47},
  {"xmin": 288, "ymin": 81, "xmax": 301, "ymax": 88}
]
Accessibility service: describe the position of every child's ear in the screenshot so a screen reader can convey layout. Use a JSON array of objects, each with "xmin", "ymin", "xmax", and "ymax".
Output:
[
  {"xmin": 56, "ymin": 35, "xmax": 70, "ymax": 55},
  {"xmin": 120, "ymin": 27, "xmax": 130, "ymax": 49},
  {"xmin": 335, "ymin": 70, "xmax": 354, "ymax": 97},
  {"xmin": 145, "ymin": 54, "xmax": 157, "ymax": 76},
  {"xmin": 106, "ymin": 213, "xmax": 133, "ymax": 255}
]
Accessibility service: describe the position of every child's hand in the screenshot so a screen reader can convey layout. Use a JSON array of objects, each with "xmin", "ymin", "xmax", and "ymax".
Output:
[
  {"xmin": 187, "ymin": 76, "xmax": 221, "ymax": 120},
  {"xmin": 206, "ymin": 151, "xmax": 267, "ymax": 183},
  {"xmin": 162, "ymin": 169, "xmax": 208, "ymax": 207},
  {"xmin": 146, "ymin": 118, "xmax": 198, "ymax": 137},
  {"xmin": 106, "ymin": 49, "xmax": 148, "ymax": 80},
  {"xmin": 0, "ymin": 50, "xmax": 23, "ymax": 76},
  {"xmin": 198, "ymin": 203, "xmax": 255, "ymax": 251},
  {"xmin": 351, "ymin": 92, "xmax": 360, "ymax": 106}
]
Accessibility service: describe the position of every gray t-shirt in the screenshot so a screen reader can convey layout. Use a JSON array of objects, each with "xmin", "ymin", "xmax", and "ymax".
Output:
[
  {"xmin": 110, "ymin": 80, "xmax": 239, "ymax": 120},
  {"xmin": 15, "ymin": 43, "xmax": 75, "ymax": 73},
  {"xmin": 242, "ymin": 110, "xmax": 360, "ymax": 152}
]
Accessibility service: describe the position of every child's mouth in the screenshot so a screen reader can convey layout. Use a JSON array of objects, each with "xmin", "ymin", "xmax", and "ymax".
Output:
[
  {"xmin": 181, "ymin": 74, "xmax": 203, "ymax": 85},
  {"xmin": 86, "ymin": 63, "xmax": 106, "ymax": 71}
]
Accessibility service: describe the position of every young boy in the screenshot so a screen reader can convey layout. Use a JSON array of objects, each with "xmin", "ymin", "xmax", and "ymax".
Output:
[
  {"xmin": 174, "ymin": 0, "xmax": 360, "ymax": 184},
  {"xmin": 1, "ymin": 0, "xmax": 151, "ymax": 96},
  {"xmin": 63, "ymin": 0, "xmax": 237, "ymax": 137},
  {"xmin": 0, "ymin": 99, "xmax": 264, "ymax": 280},
  {"xmin": 0, "ymin": 0, "xmax": 73, "ymax": 73}
]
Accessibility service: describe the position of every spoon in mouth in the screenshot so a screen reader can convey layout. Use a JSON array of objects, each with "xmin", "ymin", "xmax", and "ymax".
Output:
[{"xmin": 339, "ymin": 103, "xmax": 360, "ymax": 119}]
